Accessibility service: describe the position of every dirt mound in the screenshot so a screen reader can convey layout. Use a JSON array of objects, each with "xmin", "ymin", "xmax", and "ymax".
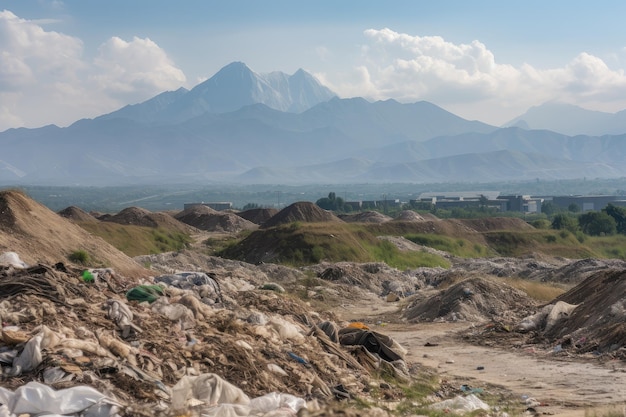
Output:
[
  {"xmin": 393, "ymin": 210, "xmax": 426, "ymax": 222},
  {"xmin": 540, "ymin": 257, "xmax": 626, "ymax": 284},
  {"xmin": 539, "ymin": 268, "xmax": 626, "ymax": 353},
  {"xmin": 338, "ymin": 211, "xmax": 392, "ymax": 223},
  {"xmin": 403, "ymin": 276, "xmax": 537, "ymax": 323},
  {"xmin": 175, "ymin": 206, "xmax": 257, "ymax": 233},
  {"xmin": 101, "ymin": 206, "xmax": 197, "ymax": 234},
  {"xmin": 237, "ymin": 207, "xmax": 279, "ymax": 225},
  {"xmin": 457, "ymin": 217, "xmax": 534, "ymax": 232},
  {"xmin": 58, "ymin": 206, "xmax": 99, "ymax": 223},
  {"xmin": 0, "ymin": 190, "xmax": 147, "ymax": 276},
  {"xmin": 262, "ymin": 202, "xmax": 342, "ymax": 228}
]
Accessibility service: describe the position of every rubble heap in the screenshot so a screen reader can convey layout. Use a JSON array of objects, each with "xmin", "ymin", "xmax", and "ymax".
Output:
[{"xmin": 0, "ymin": 258, "xmax": 410, "ymax": 416}]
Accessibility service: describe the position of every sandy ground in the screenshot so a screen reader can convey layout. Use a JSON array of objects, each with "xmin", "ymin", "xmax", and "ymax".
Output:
[{"xmin": 336, "ymin": 300, "xmax": 626, "ymax": 417}]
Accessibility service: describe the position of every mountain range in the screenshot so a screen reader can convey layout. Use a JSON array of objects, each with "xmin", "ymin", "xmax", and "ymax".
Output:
[{"xmin": 2, "ymin": 62, "xmax": 626, "ymax": 186}]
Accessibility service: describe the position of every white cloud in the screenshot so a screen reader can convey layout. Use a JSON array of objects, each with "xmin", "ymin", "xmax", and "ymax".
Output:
[
  {"xmin": 326, "ymin": 28, "xmax": 626, "ymax": 124},
  {"xmin": 92, "ymin": 36, "xmax": 186, "ymax": 100},
  {"xmin": 0, "ymin": 10, "xmax": 186, "ymax": 131},
  {"xmin": 0, "ymin": 10, "xmax": 84, "ymax": 90}
]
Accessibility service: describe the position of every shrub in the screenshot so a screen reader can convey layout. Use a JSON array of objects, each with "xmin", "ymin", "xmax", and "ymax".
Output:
[{"xmin": 69, "ymin": 249, "xmax": 90, "ymax": 265}]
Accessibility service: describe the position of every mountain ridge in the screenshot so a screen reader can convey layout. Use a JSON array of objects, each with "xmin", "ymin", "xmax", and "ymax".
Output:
[
  {"xmin": 2, "ymin": 61, "xmax": 626, "ymax": 186},
  {"xmin": 98, "ymin": 62, "xmax": 336, "ymax": 125}
]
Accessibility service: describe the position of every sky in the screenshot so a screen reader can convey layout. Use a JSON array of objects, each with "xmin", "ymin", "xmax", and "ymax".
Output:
[{"xmin": 3, "ymin": 1, "xmax": 626, "ymax": 131}]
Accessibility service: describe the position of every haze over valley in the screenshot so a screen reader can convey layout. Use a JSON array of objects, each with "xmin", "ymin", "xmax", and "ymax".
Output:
[{"xmin": 3, "ymin": 62, "xmax": 626, "ymax": 188}]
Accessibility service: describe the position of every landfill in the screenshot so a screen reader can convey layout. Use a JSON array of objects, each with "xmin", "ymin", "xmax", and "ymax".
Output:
[{"xmin": 0, "ymin": 254, "xmax": 412, "ymax": 417}]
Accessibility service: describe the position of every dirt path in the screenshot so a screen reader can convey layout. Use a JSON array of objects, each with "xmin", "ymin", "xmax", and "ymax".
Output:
[{"xmin": 336, "ymin": 301, "xmax": 626, "ymax": 416}]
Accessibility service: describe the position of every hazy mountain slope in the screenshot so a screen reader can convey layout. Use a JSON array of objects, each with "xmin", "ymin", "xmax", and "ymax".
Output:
[
  {"xmin": 504, "ymin": 102, "xmax": 626, "ymax": 136},
  {"xmin": 236, "ymin": 149, "xmax": 623, "ymax": 184},
  {"xmin": 1, "ymin": 61, "xmax": 626, "ymax": 186},
  {"xmin": 96, "ymin": 87, "xmax": 189, "ymax": 124}
]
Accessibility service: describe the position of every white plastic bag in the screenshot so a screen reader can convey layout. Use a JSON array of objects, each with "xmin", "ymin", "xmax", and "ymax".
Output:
[
  {"xmin": 0, "ymin": 252, "xmax": 27, "ymax": 268},
  {"xmin": 430, "ymin": 394, "xmax": 490, "ymax": 413},
  {"xmin": 4, "ymin": 382, "xmax": 119, "ymax": 417}
]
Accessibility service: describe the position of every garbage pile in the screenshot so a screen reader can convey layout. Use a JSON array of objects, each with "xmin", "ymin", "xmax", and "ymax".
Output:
[
  {"xmin": 403, "ymin": 277, "xmax": 537, "ymax": 323},
  {"xmin": 517, "ymin": 268, "xmax": 626, "ymax": 357},
  {"xmin": 0, "ymin": 255, "xmax": 413, "ymax": 416}
]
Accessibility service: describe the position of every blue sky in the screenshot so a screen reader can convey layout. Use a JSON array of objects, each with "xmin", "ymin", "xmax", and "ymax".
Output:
[{"xmin": 2, "ymin": 0, "xmax": 626, "ymax": 131}]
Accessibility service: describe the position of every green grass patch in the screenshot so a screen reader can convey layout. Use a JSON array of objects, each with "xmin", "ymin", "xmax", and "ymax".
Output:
[
  {"xmin": 367, "ymin": 239, "xmax": 450, "ymax": 269},
  {"xmin": 584, "ymin": 234, "xmax": 626, "ymax": 260},
  {"xmin": 68, "ymin": 249, "xmax": 91, "ymax": 265},
  {"xmin": 77, "ymin": 222, "xmax": 191, "ymax": 257},
  {"xmin": 482, "ymin": 229, "xmax": 598, "ymax": 258},
  {"xmin": 217, "ymin": 222, "xmax": 450, "ymax": 268},
  {"xmin": 404, "ymin": 233, "xmax": 489, "ymax": 258}
]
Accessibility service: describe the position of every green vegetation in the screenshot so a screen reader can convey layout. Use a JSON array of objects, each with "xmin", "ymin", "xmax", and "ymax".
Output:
[
  {"xmin": 68, "ymin": 249, "xmax": 91, "ymax": 265},
  {"xmin": 77, "ymin": 222, "xmax": 191, "ymax": 257},
  {"xmin": 404, "ymin": 233, "xmax": 489, "ymax": 258},
  {"xmin": 316, "ymin": 192, "xmax": 348, "ymax": 212},
  {"xmin": 584, "ymin": 234, "xmax": 626, "ymax": 260},
  {"xmin": 216, "ymin": 222, "xmax": 450, "ymax": 268},
  {"xmin": 482, "ymin": 229, "xmax": 598, "ymax": 258},
  {"xmin": 368, "ymin": 239, "xmax": 450, "ymax": 269}
]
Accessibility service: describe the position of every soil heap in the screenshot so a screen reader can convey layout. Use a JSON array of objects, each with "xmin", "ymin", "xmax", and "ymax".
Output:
[
  {"xmin": 58, "ymin": 206, "xmax": 99, "ymax": 223},
  {"xmin": 338, "ymin": 211, "xmax": 392, "ymax": 224},
  {"xmin": 237, "ymin": 208, "xmax": 279, "ymax": 226},
  {"xmin": 403, "ymin": 276, "xmax": 537, "ymax": 323},
  {"xmin": 101, "ymin": 207, "xmax": 198, "ymax": 234},
  {"xmin": 0, "ymin": 190, "xmax": 147, "ymax": 277},
  {"xmin": 262, "ymin": 202, "xmax": 342, "ymax": 229},
  {"xmin": 175, "ymin": 205, "xmax": 257, "ymax": 233},
  {"xmin": 393, "ymin": 210, "xmax": 425, "ymax": 222},
  {"xmin": 530, "ymin": 268, "xmax": 626, "ymax": 355}
]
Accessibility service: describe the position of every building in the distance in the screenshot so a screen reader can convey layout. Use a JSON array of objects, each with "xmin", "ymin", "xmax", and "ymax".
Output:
[{"xmin": 544, "ymin": 195, "xmax": 626, "ymax": 212}]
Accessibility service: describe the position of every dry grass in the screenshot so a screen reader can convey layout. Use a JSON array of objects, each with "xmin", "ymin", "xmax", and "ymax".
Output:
[
  {"xmin": 503, "ymin": 277, "xmax": 568, "ymax": 302},
  {"xmin": 77, "ymin": 221, "xmax": 191, "ymax": 257}
]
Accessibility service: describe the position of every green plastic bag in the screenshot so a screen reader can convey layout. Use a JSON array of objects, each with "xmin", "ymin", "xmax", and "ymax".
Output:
[{"xmin": 126, "ymin": 285, "xmax": 164, "ymax": 303}]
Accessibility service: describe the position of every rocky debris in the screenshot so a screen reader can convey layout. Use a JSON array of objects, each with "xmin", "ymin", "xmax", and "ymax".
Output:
[
  {"xmin": 262, "ymin": 202, "xmax": 343, "ymax": 229},
  {"xmin": 538, "ymin": 257, "xmax": 626, "ymax": 284},
  {"xmin": 338, "ymin": 211, "xmax": 392, "ymax": 224},
  {"xmin": 306, "ymin": 261, "xmax": 421, "ymax": 298},
  {"xmin": 403, "ymin": 276, "xmax": 538, "ymax": 323},
  {"xmin": 404, "ymin": 253, "xmax": 613, "ymax": 287},
  {"xmin": 58, "ymin": 206, "xmax": 99, "ymax": 223},
  {"xmin": 175, "ymin": 206, "xmax": 258, "ymax": 233},
  {"xmin": 237, "ymin": 207, "xmax": 279, "ymax": 225}
]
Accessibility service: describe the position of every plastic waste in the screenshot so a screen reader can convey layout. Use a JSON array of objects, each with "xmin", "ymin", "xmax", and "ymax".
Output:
[
  {"xmin": 170, "ymin": 373, "xmax": 306, "ymax": 416},
  {"xmin": 288, "ymin": 352, "xmax": 309, "ymax": 367},
  {"xmin": 0, "ymin": 252, "xmax": 28, "ymax": 269},
  {"xmin": 0, "ymin": 381, "xmax": 120, "ymax": 417},
  {"xmin": 81, "ymin": 270, "xmax": 95, "ymax": 283},
  {"xmin": 430, "ymin": 393, "xmax": 490, "ymax": 413}
]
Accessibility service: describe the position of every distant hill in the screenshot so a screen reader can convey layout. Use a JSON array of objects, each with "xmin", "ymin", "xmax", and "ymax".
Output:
[
  {"xmin": 2, "ymin": 62, "xmax": 626, "ymax": 186},
  {"xmin": 504, "ymin": 102, "xmax": 626, "ymax": 136}
]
